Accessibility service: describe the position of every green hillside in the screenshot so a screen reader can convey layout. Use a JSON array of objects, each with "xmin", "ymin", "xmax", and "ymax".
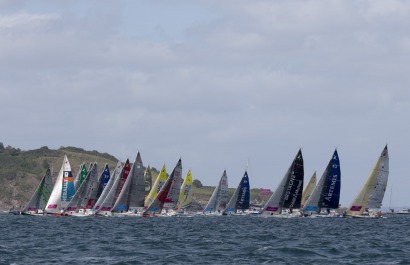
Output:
[{"xmin": 0, "ymin": 143, "xmax": 271, "ymax": 211}]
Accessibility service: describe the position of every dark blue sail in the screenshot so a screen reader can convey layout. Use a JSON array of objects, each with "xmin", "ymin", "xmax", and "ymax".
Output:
[
  {"xmin": 320, "ymin": 149, "xmax": 341, "ymax": 209},
  {"xmin": 236, "ymin": 171, "xmax": 250, "ymax": 210},
  {"xmin": 96, "ymin": 164, "xmax": 111, "ymax": 198}
]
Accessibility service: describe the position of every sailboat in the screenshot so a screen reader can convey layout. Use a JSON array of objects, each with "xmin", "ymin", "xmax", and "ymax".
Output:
[
  {"xmin": 93, "ymin": 161, "xmax": 123, "ymax": 213},
  {"xmin": 223, "ymin": 171, "xmax": 250, "ymax": 215},
  {"xmin": 63, "ymin": 163, "xmax": 99, "ymax": 216},
  {"xmin": 111, "ymin": 152, "xmax": 146, "ymax": 216},
  {"xmin": 346, "ymin": 145, "xmax": 389, "ymax": 218},
  {"xmin": 143, "ymin": 159, "xmax": 182, "ymax": 217},
  {"xmin": 44, "ymin": 155, "xmax": 73, "ymax": 215},
  {"xmin": 144, "ymin": 164, "xmax": 167, "ymax": 208},
  {"xmin": 301, "ymin": 172, "xmax": 316, "ymax": 208},
  {"xmin": 203, "ymin": 170, "xmax": 229, "ymax": 215},
  {"xmin": 95, "ymin": 159, "xmax": 131, "ymax": 216},
  {"xmin": 175, "ymin": 169, "xmax": 193, "ymax": 214},
  {"xmin": 302, "ymin": 149, "xmax": 341, "ymax": 217},
  {"xmin": 260, "ymin": 149, "xmax": 304, "ymax": 217},
  {"xmin": 21, "ymin": 169, "xmax": 53, "ymax": 216}
]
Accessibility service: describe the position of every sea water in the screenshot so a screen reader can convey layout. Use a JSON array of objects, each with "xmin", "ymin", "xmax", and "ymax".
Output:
[{"xmin": 1, "ymin": 213, "xmax": 409, "ymax": 264}]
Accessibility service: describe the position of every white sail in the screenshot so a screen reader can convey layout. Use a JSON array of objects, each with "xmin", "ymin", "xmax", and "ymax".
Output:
[
  {"xmin": 112, "ymin": 152, "xmax": 146, "ymax": 213},
  {"xmin": 93, "ymin": 161, "xmax": 123, "ymax": 211},
  {"xmin": 44, "ymin": 156, "xmax": 71, "ymax": 214},
  {"xmin": 303, "ymin": 170, "xmax": 327, "ymax": 213},
  {"xmin": 204, "ymin": 170, "xmax": 228, "ymax": 213},
  {"xmin": 346, "ymin": 145, "xmax": 389, "ymax": 217},
  {"xmin": 224, "ymin": 177, "xmax": 241, "ymax": 214},
  {"xmin": 22, "ymin": 169, "xmax": 53, "ymax": 215}
]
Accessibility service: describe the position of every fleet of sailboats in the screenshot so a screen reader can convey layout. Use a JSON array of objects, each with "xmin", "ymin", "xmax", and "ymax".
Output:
[{"xmin": 15, "ymin": 145, "xmax": 393, "ymax": 219}]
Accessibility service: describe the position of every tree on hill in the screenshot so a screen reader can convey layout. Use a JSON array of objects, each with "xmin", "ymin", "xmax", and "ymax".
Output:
[{"xmin": 193, "ymin": 179, "xmax": 203, "ymax": 188}]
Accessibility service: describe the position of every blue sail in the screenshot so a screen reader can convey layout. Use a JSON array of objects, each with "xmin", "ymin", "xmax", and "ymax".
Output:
[
  {"xmin": 96, "ymin": 164, "xmax": 111, "ymax": 199},
  {"xmin": 236, "ymin": 171, "xmax": 250, "ymax": 210},
  {"xmin": 320, "ymin": 150, "xmax": 341, "ymax": 209}
]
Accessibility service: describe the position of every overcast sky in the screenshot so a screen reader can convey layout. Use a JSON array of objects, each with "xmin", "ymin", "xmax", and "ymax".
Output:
[{"xmin": 1, "ymin": 0, "xmax": 409, "ymax": 207}]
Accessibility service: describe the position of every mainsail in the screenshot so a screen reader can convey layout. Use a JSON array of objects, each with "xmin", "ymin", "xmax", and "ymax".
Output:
[
  {"xmin": 96, "ymin": 159, "xmax": 131, "ymax": 215},
  {"xmin": 260, "ymin": 149, "xmax": 304, "ymax": 216},
  {"xmin": 45, "ymin": 155, "xmax": 72, "ymax": 214},
  {"xmin": 144, "ymin": 164, "xmax": 167, "ymax": 208},
  {"xmin": 96, "ymin": 164, "xmax": 111, "ymax": 199},
  {"xmin": 79, "ymin": 162, "xmax": 99, "ymax": 210},
  {"xmin": 176, "ymin": 169, "xmax": 193, "ymax": 210},
  {"xmin": 74, "ymin": 163, "xmax": 88, "ymax": 191},
  {"xmin": 204, "ymin": 170, "xmax": 229, "ymax": 213},
  {"xmin": 346, "ymin": 145, "xmax": 389, "ymax": 217},
  {"xmin": 22, "ymin": 169, "xmax": 53, "ymax": 215},
  {"xmin": 303, "ymin": 150, "xmax": 341, "ymax": 214},
  {"xmin": 112, "ymin": 152, "xmax": 146, "ymax": 213},
  {"xmin": 223, "ymin": 171, "xmax": 250, "ymax": 214},
  {"xmin": 143, "ymin": 159, "xmax": 182, "ymax": 216},
  {"xmin": 93, "ymin": 161, "xmax": 123, "ymax": 211},
  {"xmin": 301, "ymin": 172, "xmax": 316, "ymax": 208}
]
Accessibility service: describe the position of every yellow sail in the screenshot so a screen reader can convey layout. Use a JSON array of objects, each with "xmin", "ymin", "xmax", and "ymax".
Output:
[
  {"xmin": 346, "ymin": 146, "xmax": 389, "ymax": 217},
  {"xmin": 301, "ymin": 171, "xmax": 317, "ymax": 208},
  {"xmin": 177, "ymin": 170, "xmax": 193, "ymax": 210},
  {"xmin": 144, "ymin": 164, "xmax": 167, "ymax": 208}
]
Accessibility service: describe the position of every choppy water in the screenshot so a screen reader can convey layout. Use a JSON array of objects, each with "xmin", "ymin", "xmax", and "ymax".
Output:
[{"xmin": 1, "ymin": 213, "xmax": 410, "ymax": 264}]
